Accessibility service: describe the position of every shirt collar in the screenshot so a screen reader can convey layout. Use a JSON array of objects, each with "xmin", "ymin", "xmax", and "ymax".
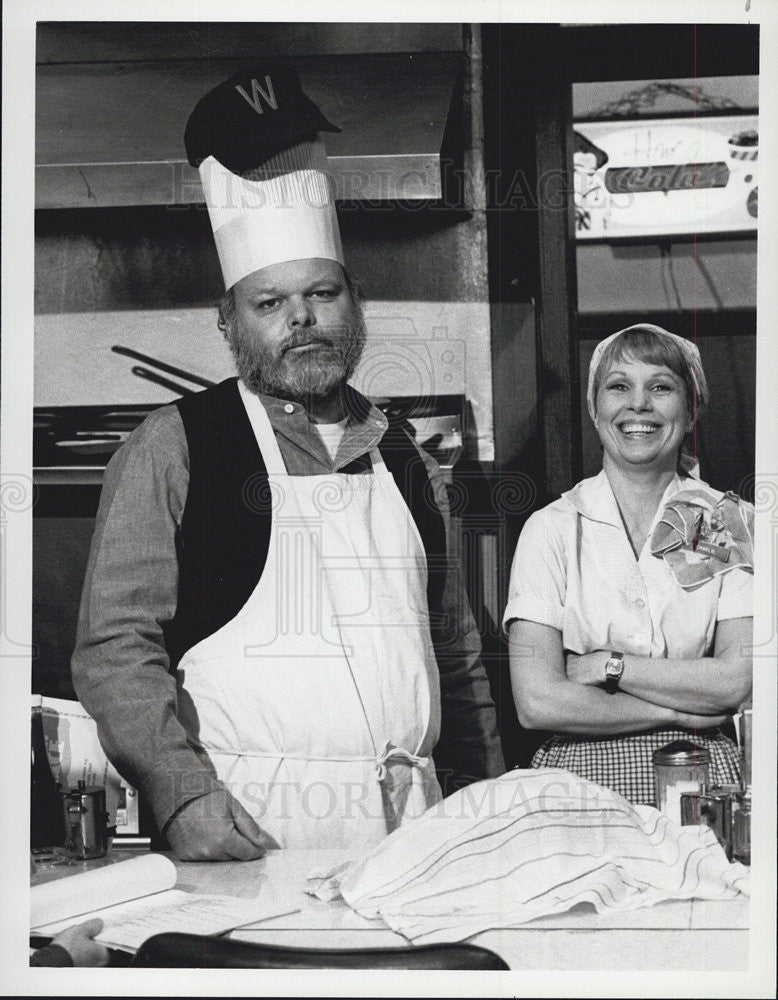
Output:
[
  {"xmin": 562, "ymin": 469, "xmax": 689, "ymax": 527},
  {"xmin": 251, "ymin": 384, "xmax": 385, "ymax": 426},
  {"xmin": 242, "ymin": 381, "xmax": 388, "ymax": 469}
]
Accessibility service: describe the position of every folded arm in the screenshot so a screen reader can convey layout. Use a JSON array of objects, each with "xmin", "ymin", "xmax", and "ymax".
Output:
[
  {"xmin": 509, "ymin": 619, "xmax": 728, "ymax": 736},
  {"xmin": 565, "ymin": 616, "xmax": 753, "ymax": 714}
]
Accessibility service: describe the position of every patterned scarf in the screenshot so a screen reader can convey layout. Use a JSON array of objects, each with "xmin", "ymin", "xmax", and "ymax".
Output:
[{"xmin": 650, "ymin": 488, "xmax": 754, "ymax": 589}]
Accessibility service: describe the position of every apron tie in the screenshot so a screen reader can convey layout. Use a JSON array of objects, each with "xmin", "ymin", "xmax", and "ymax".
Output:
[{"xmin": 375, "ymin": 741, "xmax": 429, "ymax": 782}]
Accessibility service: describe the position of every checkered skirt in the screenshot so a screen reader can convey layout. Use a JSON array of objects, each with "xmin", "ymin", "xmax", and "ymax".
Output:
[{"xmin": 531, "ymin": 727, "xmax": 740, "ymax": 806}]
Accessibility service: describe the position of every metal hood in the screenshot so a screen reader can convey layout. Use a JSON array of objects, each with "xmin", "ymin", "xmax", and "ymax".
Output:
[{"xmin": 36, "ymin": 52, "xmax": 461, "ymax": 208}]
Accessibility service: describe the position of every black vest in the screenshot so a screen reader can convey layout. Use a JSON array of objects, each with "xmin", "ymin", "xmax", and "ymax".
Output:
[{"xmin": 163, "ymin": 379, "xmax": 447, "ymax": 670}]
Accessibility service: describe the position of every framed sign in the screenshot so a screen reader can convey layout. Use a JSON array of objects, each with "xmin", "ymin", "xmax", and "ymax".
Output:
[{"xmin": 573, "ymin": 115, "xmax": 758, "ymax": 240}]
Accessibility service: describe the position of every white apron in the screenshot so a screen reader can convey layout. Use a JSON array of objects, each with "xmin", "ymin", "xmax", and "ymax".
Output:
[{"xmin": 176, "ymin": 389, "xmax": 442, "ymax": 850}]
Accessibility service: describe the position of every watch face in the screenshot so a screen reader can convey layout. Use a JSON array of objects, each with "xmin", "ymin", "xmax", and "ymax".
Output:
[{"xmin": 605, "ymin": 656, "xmax": 624, "ymax": 678}]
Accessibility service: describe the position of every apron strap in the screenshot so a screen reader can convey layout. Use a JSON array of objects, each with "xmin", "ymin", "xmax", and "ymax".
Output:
[
  {"xmin": 238, "ymin": 381, "xmax": 288, "ymax": 474},
  {"xmin": 375, "ymin": 741, "xmax": 430, "ymax": 782}
]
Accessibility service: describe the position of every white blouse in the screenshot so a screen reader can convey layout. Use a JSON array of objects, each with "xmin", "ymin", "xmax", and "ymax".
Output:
[{"xmin": 503, "ymin": 471, "xmax": 752, "ymax": 658}]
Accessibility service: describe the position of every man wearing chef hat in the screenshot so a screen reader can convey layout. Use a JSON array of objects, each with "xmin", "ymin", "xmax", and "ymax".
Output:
[{"xmin": 72, "ymin": 63, "xmax": 504, "ymax": 861}]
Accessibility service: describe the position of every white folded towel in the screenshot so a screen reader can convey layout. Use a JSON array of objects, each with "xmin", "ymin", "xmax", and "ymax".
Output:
[{"xmin": 307, "ymin": 768, "xmax": 749, "ymax": 943}]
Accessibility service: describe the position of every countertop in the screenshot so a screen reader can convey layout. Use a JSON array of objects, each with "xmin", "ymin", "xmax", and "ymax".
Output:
[{"xmin": 31, "ymin": 847, "xmax": 750, "ymax": 970}]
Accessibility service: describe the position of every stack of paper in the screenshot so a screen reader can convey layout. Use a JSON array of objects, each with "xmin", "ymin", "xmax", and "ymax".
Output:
[{"xmin": 31, "ymin": 854, "xmax": 297, "ymax": 953}]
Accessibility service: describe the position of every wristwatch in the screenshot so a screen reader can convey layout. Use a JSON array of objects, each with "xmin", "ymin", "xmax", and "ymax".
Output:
[{"xmin": 604, "ymin": 651, "xmax": 625, "ymax": 694}]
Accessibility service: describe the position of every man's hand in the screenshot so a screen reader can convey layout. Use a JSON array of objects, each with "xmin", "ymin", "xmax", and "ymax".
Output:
[
  {"xmin": 52, "ymin": 918, "xmax": 110, "ymax": 967},
  {"xmin": 165, "ymin": 788, "xmax": 279, "ymax": 861}
]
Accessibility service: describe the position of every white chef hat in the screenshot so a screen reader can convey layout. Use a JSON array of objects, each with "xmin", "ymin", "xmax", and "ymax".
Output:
[{"xmin": 185, "ymin": 63, "xmax": 344, "ymax": 290}]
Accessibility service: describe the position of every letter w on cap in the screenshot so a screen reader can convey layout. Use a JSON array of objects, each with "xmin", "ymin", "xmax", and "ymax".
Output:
[{"xmin": 235, "ymin": 75, "xmax": 279, "ymax": 115}]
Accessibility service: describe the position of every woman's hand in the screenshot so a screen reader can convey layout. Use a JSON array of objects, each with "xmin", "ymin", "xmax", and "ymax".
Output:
[
  {"xmin": 672, "ymin": 709, "xmax": 730, "ymax": 730},
  {"xmin": 511, "ymin": 621, "xmax": 683, "ymax": 736},
  {"xmin": 572, "ymin": 618, "xmax": 753, "ymax": 714},
  {"xmin": 564, "ymin": 648, "xmax": 732, "ymax": 729},
  {"xmin": 566, "ymin": 650, "xmax": 609, "ymax": 687}
]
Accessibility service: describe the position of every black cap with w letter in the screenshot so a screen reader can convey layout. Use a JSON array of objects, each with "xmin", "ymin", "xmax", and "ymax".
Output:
[{"xmin": 185, "ymin": 61, "xmax": 340, "ymax": 174}]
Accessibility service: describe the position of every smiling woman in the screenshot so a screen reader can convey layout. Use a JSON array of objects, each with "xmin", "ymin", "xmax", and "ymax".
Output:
[
  {"xmin": 504, "ymin": 324, "xmax": 754, "ymax": 805},
  {"xmin": 588, "ymin": 325, "xmax": 705, "ymax": 556},
  {"xmin": 595, "ymin": 359, "xmax": 691, "ymax": 525}
]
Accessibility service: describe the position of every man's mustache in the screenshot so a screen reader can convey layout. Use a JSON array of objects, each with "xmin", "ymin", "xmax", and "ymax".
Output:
[{"xmin": 280, "ymin": 327, "xmax": 355, "ymax": 354}]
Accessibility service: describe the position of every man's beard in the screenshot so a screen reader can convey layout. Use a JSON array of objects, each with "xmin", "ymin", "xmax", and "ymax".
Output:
[{"xmin": 225, "ymin": 315, "xmax": 366, "ymax": 403}]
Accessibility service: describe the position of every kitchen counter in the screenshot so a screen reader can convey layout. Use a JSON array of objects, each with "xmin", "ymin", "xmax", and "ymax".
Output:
[
  {"xmin": 31, "ymin": 847, "xmax": 749, "ymax": 970},
  {"xmin": 204, "ymin": 849, "xmax": 750, "ymax": 971}
]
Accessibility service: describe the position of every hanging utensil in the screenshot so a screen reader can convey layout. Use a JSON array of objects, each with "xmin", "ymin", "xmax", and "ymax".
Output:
[
  {"xmin": 112, "ymin": 345, "xmax": 216, "ymax": 389},
  {"xmin": 130, "ymin": 365, "xmax": 196, "ymax": 396}
]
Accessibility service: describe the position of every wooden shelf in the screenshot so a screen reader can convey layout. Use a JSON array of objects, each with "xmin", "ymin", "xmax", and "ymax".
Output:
[{"xmin": 36, "ymin": 53, "xmax": 461, "ymax": 207}]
